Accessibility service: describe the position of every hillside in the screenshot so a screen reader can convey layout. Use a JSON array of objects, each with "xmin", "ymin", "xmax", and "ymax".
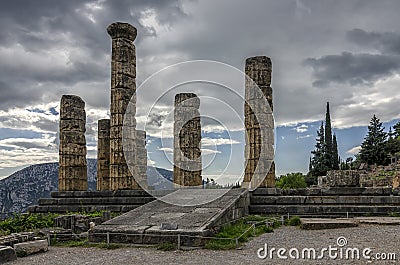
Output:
[{"xmin": 0, "ymin": 159, "xmax": 172, "ymax": 218}]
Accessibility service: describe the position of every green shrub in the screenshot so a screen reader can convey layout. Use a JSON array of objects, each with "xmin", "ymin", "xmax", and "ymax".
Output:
[
  {"xmin": 0, "ymin": 213, "xmax": 60, "ymax": 234},
  {"xmin": 157, "ymin": 242, "xmax": 177, "ymax": 251},
  {"xmin": 276, "ymin": 173, "xmax": 307, "ymax": 189},
  {"xmin": 285, "ymin": 216, "xmax": 301, "ymax": 226}
]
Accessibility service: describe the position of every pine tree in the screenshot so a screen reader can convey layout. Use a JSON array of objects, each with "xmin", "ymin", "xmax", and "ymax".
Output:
[
  {"xmin": 393, "ymin": 121, "xmax": 400, "ymax": 139},
  {"xmin": 311, "ymin": 122, "xmax": 328, "ymax": 176},
  {"xmin": 359, "ymin": 114, "xmax": 387, "ymax": 165},
  {"xmin": 324, "ymin": 102, "xmax": 333, "ymax": 168},
  {"xmin": 332, "ymin": 134, "xmax": 340, "ymax": 169},
  {"xmin": 385, "ymin": 127, "xmax": 400, "ymax": 158}
]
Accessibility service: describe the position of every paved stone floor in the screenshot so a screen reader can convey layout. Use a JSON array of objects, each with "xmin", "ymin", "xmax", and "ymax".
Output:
[{"xmin": 9, "ymin": 224, "xmax": 400, "ymax": 265}]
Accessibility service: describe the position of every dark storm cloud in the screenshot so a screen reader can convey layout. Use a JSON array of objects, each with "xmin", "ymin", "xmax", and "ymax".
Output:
[
  {"xmin": 304, "ymin": 52, "xmax": 400, "ymax": 87},
  {"xmin": 346, "ymin": 28, "xmax": 400, "ymax": 55},
  {"xmin": 0, "ymin": 0, "xmax": 186, "ymax": 110}
]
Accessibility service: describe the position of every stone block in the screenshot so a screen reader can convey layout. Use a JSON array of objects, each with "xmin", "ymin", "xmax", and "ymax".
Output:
[
  {"xmin": 0, "ymin": 246, "xmax": 17, "ymax": 262},
  {"xmin": 14, "ymin": 240, "xmax": 48, "ymax": 257}
]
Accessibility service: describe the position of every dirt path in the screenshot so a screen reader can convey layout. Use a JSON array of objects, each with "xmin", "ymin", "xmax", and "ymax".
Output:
[{"xmin": 8, "ymin": 225, "xmax": 400, "ymax": 265}]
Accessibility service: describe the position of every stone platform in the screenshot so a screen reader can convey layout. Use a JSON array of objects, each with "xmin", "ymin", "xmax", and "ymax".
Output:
[
  {"xmin": 28, "ymin": 190, "xmax": 158, "ymax": 214},
  {"xmin": 250, "ymin": 187, "xmax": 400, "ymax": 217},
  {"xmin": 300, "ymin": 217, "xmax": 400, "ymax": 230},
  {"xmin": 89, "ymin": 189, "xmax": 249, "ymax": 246}
]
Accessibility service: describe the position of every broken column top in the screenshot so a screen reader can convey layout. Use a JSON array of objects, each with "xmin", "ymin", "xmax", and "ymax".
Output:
[
  {"xmin": 245, "ymin": 56, "xmax": 272, "ymax": 70},
  {"xmin": 61, "ymin": 95, "xmax": 85, "ymax": 108},
  {"xmin": 175, "ymin": 93, "xmax": 200, "ymax": 108},
  {"xmin": 107, "ymin": 22, "xmax": 137, "ymax": 41}
]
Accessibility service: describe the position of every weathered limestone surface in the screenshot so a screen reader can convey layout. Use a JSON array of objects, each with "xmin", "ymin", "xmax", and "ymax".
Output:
[
  {"xmin": 59, "ymin": 95, "xmax": 87, "ymax": 191},
  {"xmin": 97, "ymin": 119, "xmax": 110, "ymax": 191},
  {"xmin": 326, "ymin": 170, "xmax": 360, "ymax": 187},
  {"xmin": 173, "ymin": 93, "xmax": 202, "ymax": 187},
  {"xmin": 243, "ymin": 56, "xmax": 275, "ymax": 188},
  {"xmin": 14, "ymin": 240, "xmax": 48, "ymax": 257},
  {"xmin": 135, "ymin": 130, "xmax": 147, "ymax": 189},
  {"xmin": 107, "ymin": 22, "xmax": 139, "ymax": 190},
  {"xmin": 0, "ymin": 246, "xmax": 17, "ymax": 262}
]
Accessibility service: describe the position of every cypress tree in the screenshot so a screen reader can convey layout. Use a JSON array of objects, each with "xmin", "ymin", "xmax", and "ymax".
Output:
[
  {"xmin": 324, "ymin": 102, "xmax": 333, "ymax": 168},
  {"xmin": 332, "ymin": 134, "xmax": 340, "ymax": 169}
]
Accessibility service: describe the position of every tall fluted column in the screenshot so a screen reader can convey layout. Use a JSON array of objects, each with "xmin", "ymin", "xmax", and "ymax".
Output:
[
  {"xmin": 59, "ymin": 95, "xmax": 87, "ymax": 191},
  {"xmin": 107, "ymin": 22, "xmax": 139, "ymax": 190},
  {"xmin": 173, "ymin": 93, "xmax": 202, "ymax": 187},
  {"xmin": 97, "ymin": 119, "xmax": 110, "ymax": 190},
  {"xmin": 244, "ymin": 56, "xmax": 275, "ymax": 187}
]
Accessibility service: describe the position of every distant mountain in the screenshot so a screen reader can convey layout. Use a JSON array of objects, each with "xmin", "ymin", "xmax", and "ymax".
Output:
[{"xmin": 0, "ymin": 159, "xmax": 172, "ymax": 218}]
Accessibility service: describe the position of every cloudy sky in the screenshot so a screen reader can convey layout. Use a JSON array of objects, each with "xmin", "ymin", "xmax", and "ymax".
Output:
[{"xmin": 0, "ymin": 0, "xmax": 399, "ymax": 183}]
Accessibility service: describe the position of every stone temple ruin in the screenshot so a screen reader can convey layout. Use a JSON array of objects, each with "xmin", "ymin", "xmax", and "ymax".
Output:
[
  {"xmin": 28, "ymin": 21, "xmax": 400, "ymax": 247},
  {"xmin": 55, "ymin": 23, "xmax": 276, "ymax": 193}
]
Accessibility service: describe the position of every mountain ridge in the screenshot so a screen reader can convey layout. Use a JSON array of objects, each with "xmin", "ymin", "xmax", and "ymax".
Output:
[{"xmin": 0, "ymin": 159, "xmax": 172, "ymax": 218}]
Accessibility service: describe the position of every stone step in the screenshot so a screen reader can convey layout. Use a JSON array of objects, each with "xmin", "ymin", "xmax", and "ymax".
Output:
[
  {"xmin": 251, "ymin": 187, "xmax": 396, "ymax": 196},
  {"xmin": 249, "ymin": 205, "xmax": 400, "ymax": 216},
  {"xmin": 28, "ymin": 204, "xmax": 141, "ymax": 214},
  {"xmin": 250, "ymin": 195, "xmax": 400, "ymax": 205},
  {"xmin": 37, "ymin": 196, "xmax": 154, "ymax": 206},
  {"xmin": 300, "ymin": 218, "xmax": 358, "ymax": 230},
  {"xmin": 51, "ymin": 190, "xmax": 154, "ymax": 198}
]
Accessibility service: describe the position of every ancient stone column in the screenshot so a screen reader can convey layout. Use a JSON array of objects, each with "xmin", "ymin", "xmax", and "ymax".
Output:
[
  {"xmin": 173, "ymin": 93, "xmax": 202, "ymax": 187},
  {"xmin": 97, "ymin": 119, "xmax": 110, "ymax": 191},
  {"xmin": 243, "ymin": 56, "xmax": 275, "ymax": 188},
  {"xmin": 135, "ymin": 130, "xmax": 147, "ymax": 189},
  {"xmin": 58, "ymin": 95, "xmax": 88, "ymax": 191},
  {"xmin": 107, "ymin": 22, "xmax": 139, "ymax": 190}
]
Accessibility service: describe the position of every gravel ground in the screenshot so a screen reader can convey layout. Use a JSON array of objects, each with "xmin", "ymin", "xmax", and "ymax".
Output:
[{"xmin": 8, "ymin": 225, "xmax": 400, "ymax": 265}]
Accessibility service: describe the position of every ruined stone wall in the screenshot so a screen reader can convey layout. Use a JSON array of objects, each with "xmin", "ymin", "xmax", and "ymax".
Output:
[
  {"xmin": 59, "ymin": 95, "xmax": 87, "ymax": 191},
  {"xmin": 326, "ymin": 170, "xmax": 360, "ymax": 187},
  {"xmin": 244, "ymin": 56, "xmax": 275, "ymax": 188},
  {"xmin": 97, "ymin": 119, "xmax": 110, "ymax": 191},
  {"xmin": 173, "ymin": 93, "xmax": 202, "ymax": 187},
  {"xmin": 107, "ymin": 22, "xmax": 139, "ymax": 190}
]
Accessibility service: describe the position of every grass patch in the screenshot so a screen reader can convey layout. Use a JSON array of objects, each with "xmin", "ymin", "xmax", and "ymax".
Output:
[
  {"xmin": 388, "ymin": 212, "xmax": 400, "ymax": 217},
  {"xmin": 157, "ymin": 242, "xmax": 177, "ymax": 251},
  {"xmin": 53, "ymin": 239, "xmax": 89, "ymax": 247},
  {"xmin": 204, "ymin": 216, "xmax": 277, "ymax": 250},
  {"xmin": 285, "ymin": 216, "xmax": 301, "ymax": 226}
]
